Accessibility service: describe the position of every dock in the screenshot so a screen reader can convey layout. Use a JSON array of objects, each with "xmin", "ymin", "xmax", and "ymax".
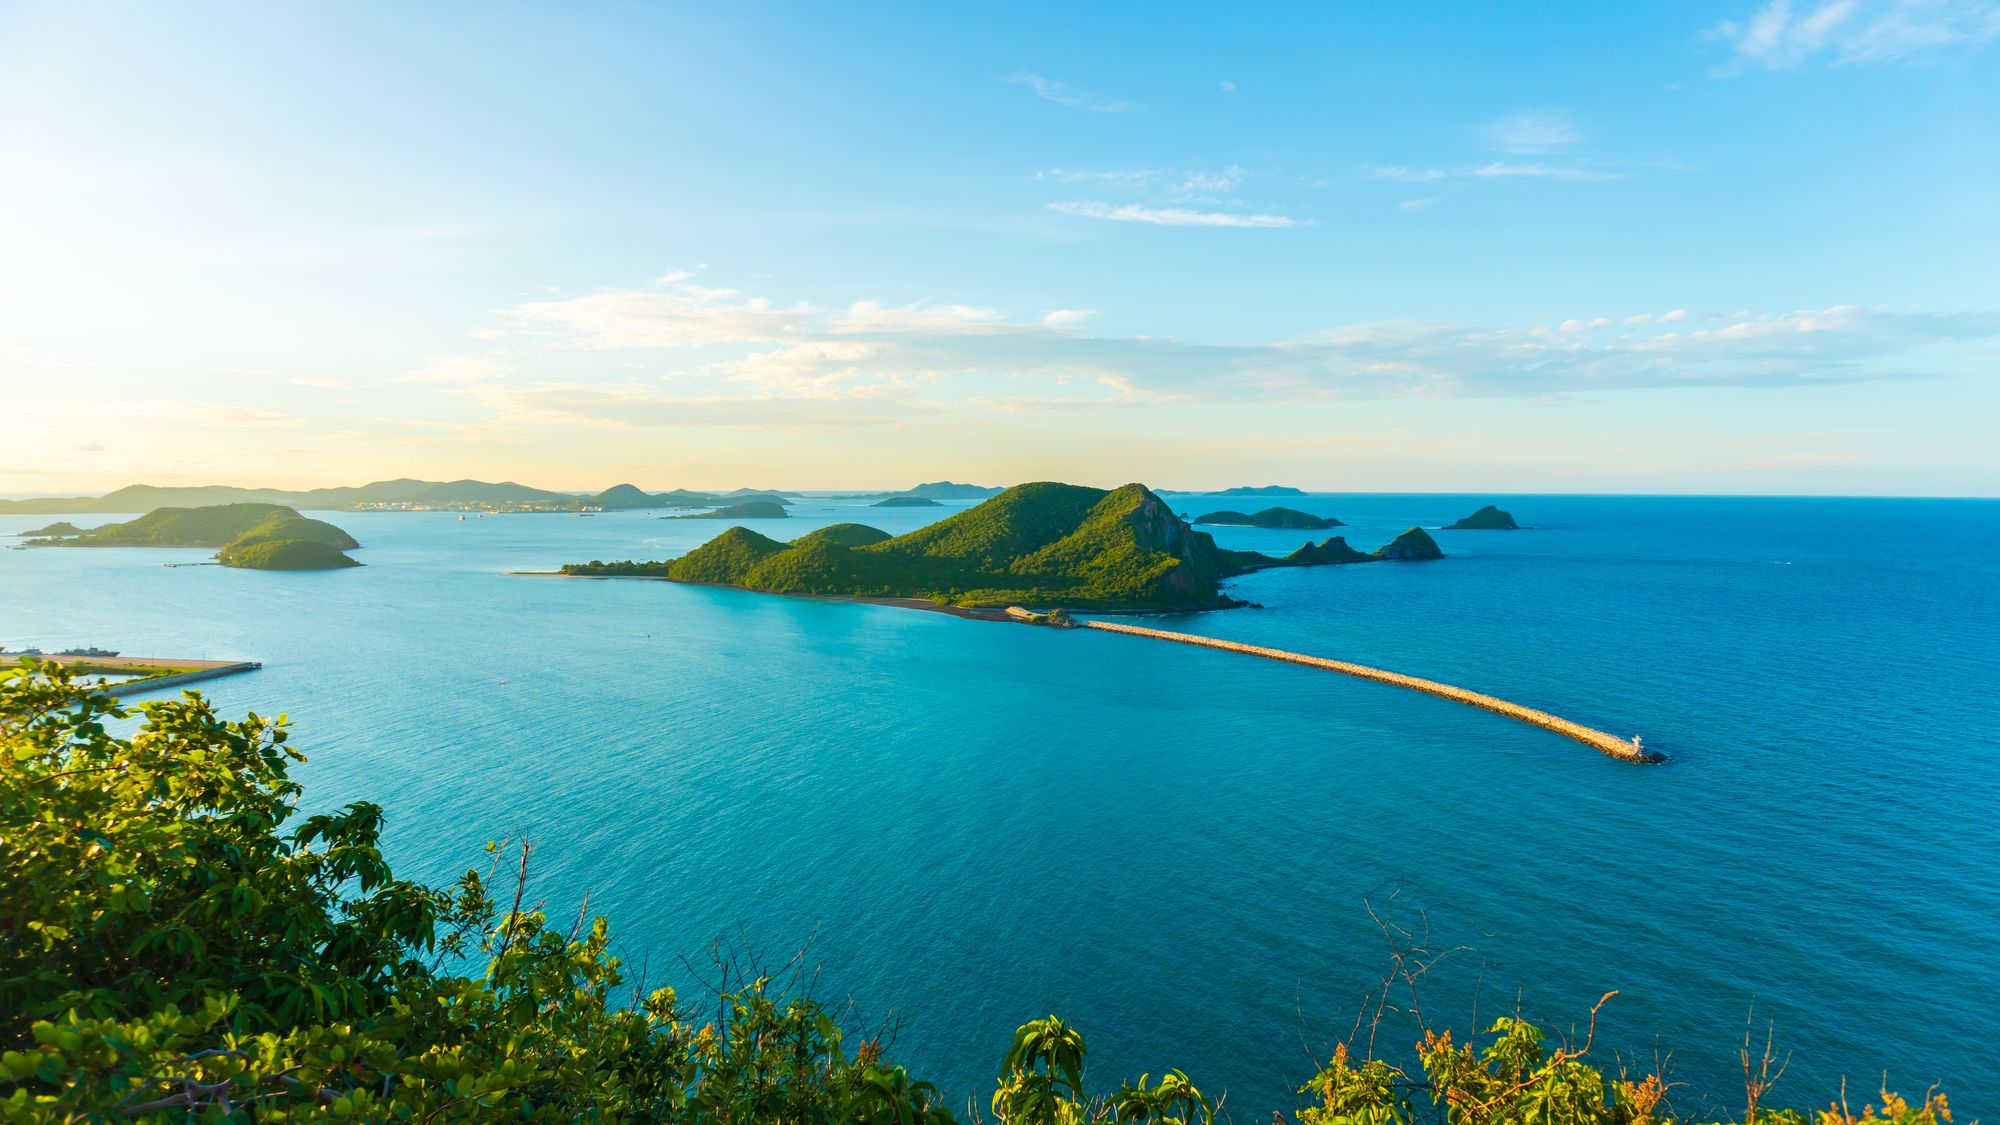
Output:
[
  {"xmin": 16, "ymin": 654, "xmax": 264, "ymax": 697},
  {"xmin": 1080, "ymin": 619, "xmax": 1660, "ymax": 763}
]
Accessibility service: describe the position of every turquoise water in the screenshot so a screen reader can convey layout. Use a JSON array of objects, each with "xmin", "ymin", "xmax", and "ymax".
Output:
[{"xmin": 4, "ymin": 495, "xmax": 1997, "ymax": 1118}]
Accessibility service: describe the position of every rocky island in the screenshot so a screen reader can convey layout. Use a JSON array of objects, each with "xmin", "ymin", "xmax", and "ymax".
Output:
[
  {"xmin": 1194, "ymin": 507, "xmax": 1343, "ymax": 530},
  {"xmin": 14, "ymin": 521, "xmax": 86, "ymax": 537},
  {"xmin": 562, "ymin": 482, "xmax": 1444, "ymax": 611},
  {"xmin": 28, "ymin": 503, "xmax": 363, "ymax": 570},
  {"xmin": 668, "ymin": 500, "xmax": 790, "ymax": 520},
  {"xmin": 1444, "ymin": 504, "xmax": 1521, "ymax": 530}
]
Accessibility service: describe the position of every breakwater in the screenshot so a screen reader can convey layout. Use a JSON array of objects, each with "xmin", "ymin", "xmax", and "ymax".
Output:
[
  {"xmin": 1080, "ymin": 620, "xmax": 1659, "ymax": 763},
  {"xmin": 105, "ymin": 661, "xmax": 263, "ymax": 697}
]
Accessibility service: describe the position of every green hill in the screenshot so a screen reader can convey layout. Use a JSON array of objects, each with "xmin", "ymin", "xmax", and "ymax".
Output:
[
  {"xmin": 1444, "ymin": 504, "xmax": 1521, "ymax": 530},
  {"xmin": 871, "ymin": 496, "xmax": 943, "ymax": 507},
  {"xmin": 218, "ymin": 538, "xmax": 362, "ymax": 570},
  {"xmin": 1194, "ymin": 507, "xmax": 1343, "ymax": 530},
  {"xmin": 30, "ymin": 503, "xmax": 364, "ymax": 569},
  {"xmin": 1374, "ymin": 527, "xmax": 1445, "ymax": 560},
  {"xmin": 566, "ymin": 484, "xmax": 1457, "ymax": 608},
  {"xmin": 669, "ymin": 500, "xmax": 790, "ymax": 520},
  {"xmin": 52, "ymin": 503, "xmax": 359, "ymax": 550}
]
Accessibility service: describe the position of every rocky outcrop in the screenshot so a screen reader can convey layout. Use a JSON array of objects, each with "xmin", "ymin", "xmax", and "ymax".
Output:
[
  {"xmin": 1373, "ymin": 527, "xmax": 1445, "ymax": 561},
  {"xmin": 1444, "ymin": 505, "xmax": 1520, "ymax": 530},
  {"xmin": 1283, "ymin": 536, "xmax": 1374, "ymax": 565}
]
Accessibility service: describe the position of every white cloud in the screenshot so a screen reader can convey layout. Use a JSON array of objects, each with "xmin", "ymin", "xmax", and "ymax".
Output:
[
  {"xmin": 506, "ymin": 277, "xmax": 814, "ymax": 348},
  {"xmin": 1033, "ymin": 166, "xmax": 1246, "ymax": 198},
  {"xmin": 1398, "ymin": 198, "xmax": 1436, "ymax": 211},
  {"xmin": 487, "ymin": 277, "xmax": 2000, "ymax": 413},
  {"xmin": 832, "ymin": 301, "xmax": 1018, "ymax": 336},
  {"xmin": 1368, "ymin": 165, "xmax": 1449, "ymax": 182},
  {"xmin": 1710, "ymin": 0, "xmax": 2000, "ymax": 69},
  {"xmin": 1218, "ymin": 79, "xmax": 1237, "ymax": 91},
  {"xmin": 1048, "ymin": 200, "xmax": 1306, "ymax": 228},
  {"xmin": 1468, "ymin": 162, "xmax": 1622, "ymax": 182},
  {"xmin": 393, "ymin": 355, "xmax": 514, "ymax": 384},
  {"xmin": 1371, "ymin": 162, "xmax": 1618, "ymax": 183},
  {"xmin": 109, "ymin": 400, "xmax": 305, "ymax": 428},
  {"xmin": 1008, "ymin": 73, "xmax": 1134, "ymax": 113},
  {"xmin": 1485, "ymin": 111, "xmax": 1584, "ymax": 153}
]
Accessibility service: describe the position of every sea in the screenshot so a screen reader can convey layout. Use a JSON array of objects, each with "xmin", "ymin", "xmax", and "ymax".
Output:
[{"xmin": 3, "ymin": 493, "xmax": 1996, "ymax": 1119}]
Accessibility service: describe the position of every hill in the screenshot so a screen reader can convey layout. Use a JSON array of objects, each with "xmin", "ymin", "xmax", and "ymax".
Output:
[
  {"xmin": 1374, "ymin": 527, "xmax": 1445, "ymax": 560},
  {"xmin": 46, "ymin": 503, "xmax": 358, "ymax": 550},
  {"xmin": 900, "ymin": 481, "xmax": 1002, "ymax": 499},
  {"xmin": 1444, "ymin": 504, "xmax": 1521, "ymax": 530},
  {"xmin": 28, "ymin": 503, "xmax": 364, "ymax": 569},
  {"xmin": 588, "ymin": 483, "xmax": 659, "ymax": 509},
  {"xmin": 669, "ymin": 500, "xmax": 790, "ymax": 520},
  {"xmin": 563, "ymin": 482, "xmax": 1438, "ymax": 611},
  {"xmin": 13, "ymin": 521, "xmax": 85, "ymax": 537},
  {"xmin": 1193, "ymin": 507, "xmax": 1343, "ymax": 530},
  {"xmin": 871, "ymin": 496, "xmax": 943, "ymax": 507},
  {"xmin": 1165, "ymin": 484, "xmax": 1307, "ymax": 497},
  {"xmin": 218, "ymin": 538, "xmax": 363, "ymax": 570}
]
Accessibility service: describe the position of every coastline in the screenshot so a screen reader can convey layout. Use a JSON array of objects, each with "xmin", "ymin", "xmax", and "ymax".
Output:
[{"xmin": 505, "ymin": 571, "xmax": 1236, "ymax": 618}]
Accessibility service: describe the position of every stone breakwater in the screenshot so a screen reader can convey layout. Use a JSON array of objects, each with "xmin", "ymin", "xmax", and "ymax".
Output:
[{"xmin": 1080, "ymin": 620, "xmax": 1660, "ymax": 763}]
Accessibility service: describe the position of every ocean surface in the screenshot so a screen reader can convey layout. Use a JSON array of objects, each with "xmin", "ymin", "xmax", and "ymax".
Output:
[{"xmin": 3, "ymin": 494, "xmax": 1996, "ymax": 1119}]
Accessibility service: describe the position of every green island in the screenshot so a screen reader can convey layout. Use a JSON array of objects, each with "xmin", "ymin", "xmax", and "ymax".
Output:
[
  {"xmin": 13, "ymin": 521, "xmax": 85, "ymax": 537},
  {"xmin": 563, "ymin": 482, "xmax": 1443, "ymax": 611},
  {"xmin": 28, "ymin": 503, "xmax": 362, "ymax": 570},
  {"xmin": 1445, "ymin": 504, "xmax": 1522, "ymax": 530},
  {"xmin": 1193, "ymin": 506, "xmax": 1344, "ymax": 530},
  {"xmin": 872, "ymin": 495, "xmax": 944, "ymax": 507},
  {"xmin": 0, "ymin": 662, "xmax": 1950, "ymax": 1123},
  {"xmin": 667, "ymin": 499, "xmax": 790, "ymax": 520}
]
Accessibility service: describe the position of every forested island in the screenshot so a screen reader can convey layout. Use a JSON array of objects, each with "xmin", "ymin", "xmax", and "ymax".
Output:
[
  {"xmin": 1193, "ymin": 507, "xmax": 1343, "ymax": 530},
  {"xmin": 668, "ymin": 500, "xmax": 789, "ymax": 520},
  {"xmin": 872, "ymin": 496, "xmax": 943, "ymax": 507},
  {"xmin": 25, "ymin": 503, "xmax": 362, "ymax": 570},
  {"xmin": 1445, "ymin": 504, "xmax": 1522, "ymax": 530},
  {"xmin": 561, "ymin": 482, "xmax": 1443, "ymax": 611}
]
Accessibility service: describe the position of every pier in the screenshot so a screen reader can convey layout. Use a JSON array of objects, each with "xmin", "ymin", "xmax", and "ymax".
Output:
[
  {"xmin": 17, "ymin": 655, "xmax": 264, "ymax": 697},
  {"xmin": 1080, "ymin": 620, "xmax": 1659, "ymax": 763}
]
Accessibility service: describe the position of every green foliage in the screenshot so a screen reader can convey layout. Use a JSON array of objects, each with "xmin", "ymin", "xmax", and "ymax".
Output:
[
  {"xmin": 218, "ymin": 539, "xmax": 362, "ymax": 570},
  {"xmin": 600, "ymin": 482, "xmax": 1270, "ymax": 610},
  {"xmin": 673, "ymin": 501, "xmax": 790, "ymax": 520},
  {"xmin": 1192, "ymin": 507, "xmax": 1342, "ymax": 529},
  {"xmin": 57, "ymin": 503, "xmax": 359, "ymax": 551},
  {"xmin": 0, "ymin": 666, "xmax": 1958, "ymax": 1124}
]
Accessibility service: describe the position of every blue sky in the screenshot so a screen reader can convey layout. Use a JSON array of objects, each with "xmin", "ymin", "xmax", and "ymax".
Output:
[{"xmin": 3, "ymin": 1, "xmax": 1997, "ymax": 494}]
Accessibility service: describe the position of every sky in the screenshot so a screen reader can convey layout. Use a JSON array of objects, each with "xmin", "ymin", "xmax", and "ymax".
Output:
[{"xmin": 2, "ymin": 1, "xmax": 1997, "ymax": 496}]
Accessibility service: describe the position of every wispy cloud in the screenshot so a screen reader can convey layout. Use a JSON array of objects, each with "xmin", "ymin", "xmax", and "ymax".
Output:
[
  {"xmin": 392, "ymin": 355, "xmax": 515, "ymax": 384},
  {"xmin": 477, "ymin": 276, "xmax": 2000, "ymax": 420},
  {"xmin": 1484, "ymin": 111, "xmax": 1584, "ymax": 153},
  {"xmin": 1034, "ymin": 166, "xmax": 1246, "ymax": 198},
  {"xmin": 107, "ymin": 400, "xmax": 306, "ymax": 428},
  {"xmin": 1369, "ymin": 162, "xmax": 1621, "ymax": 183},
  {"xmin": 1709, "ymin": 0, "xmax": 2000, "ymax": 69},
  {"xmin": 1048, "ymin": 201, "xmax": 1306, "ymax": 228},
  {"xmin": 1008, "ymin": 73, "xmax": 1134, "ymax": 113}
]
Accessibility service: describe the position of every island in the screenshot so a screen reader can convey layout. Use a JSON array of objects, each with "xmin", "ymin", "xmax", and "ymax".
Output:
[
  {"xmin": 14, "ymin": 521, "xmax": 85, "ymax": 537},
  {"xmin": 560, "ymin": 482, "xmax": 1444, "ymax": 612},
  {"xmin": 668, "ymin": 500, "xmax": 789, "ymax": 520},
  {"xmin": 1193, "ymin": 507, "xmax": 1343, "ymax": 530},
  {"xmin": 871, "ymin": 496, "xmax": 943, "ymax": 508},
  {"xmin": 1218, "ymin": 485, "xmax": 1305, "ymax": 496},
  {"xmin": 28, "ymin": 503, "xmax": 363, "ymax": 570},
  {"xmin": 1443, "ymin": 504, "xmax": 1521, "ymax": 530}
]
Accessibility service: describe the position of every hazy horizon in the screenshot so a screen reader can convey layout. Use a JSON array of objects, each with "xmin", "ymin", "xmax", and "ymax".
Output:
[{"xmin": 4, "ymin": 2, "xmax": 1997, "ymax": 497}]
